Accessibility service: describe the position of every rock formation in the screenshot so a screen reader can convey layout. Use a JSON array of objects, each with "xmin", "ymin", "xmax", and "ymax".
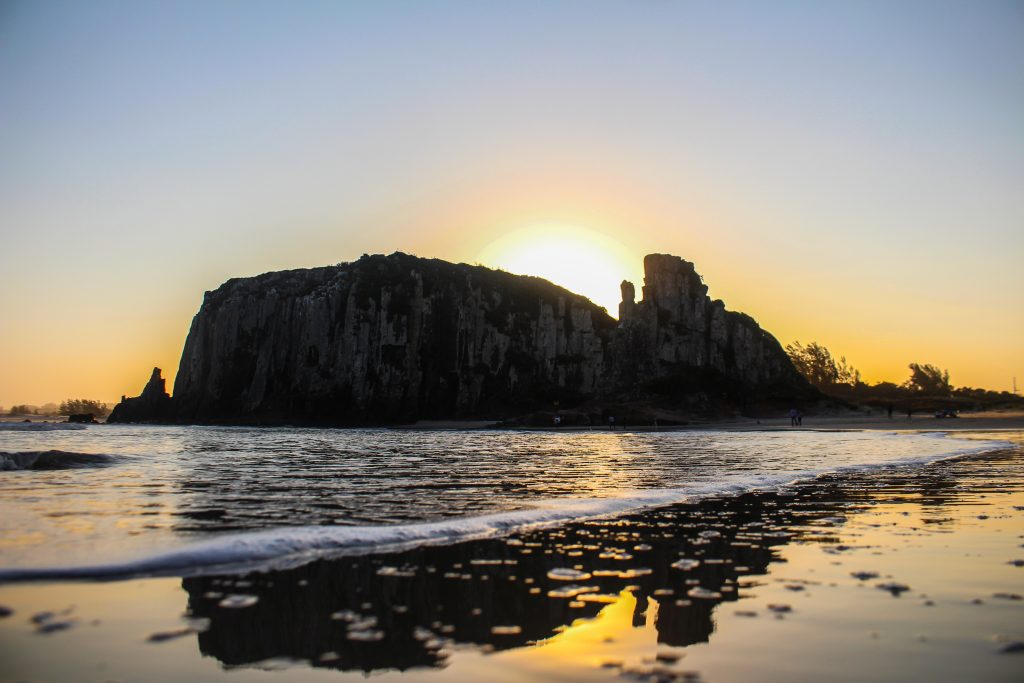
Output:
[
  {"xmin": 108, "ymin": 253, "xmax": 814, "ymax": 425},
  {"xmin": 106, "ymin": 367, "xmax": 173, "ymax": 423}
]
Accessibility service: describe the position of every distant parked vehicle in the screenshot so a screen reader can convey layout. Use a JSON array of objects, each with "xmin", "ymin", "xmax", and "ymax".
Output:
[{"xmin": 933, "ymin": 408, "xmax": 958, "ymax": 418}]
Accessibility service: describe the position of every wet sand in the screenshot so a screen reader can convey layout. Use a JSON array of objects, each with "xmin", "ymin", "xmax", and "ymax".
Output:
[{"xmin": 1, "ymin": 432, "xmax": 1022, "ymax": 682}]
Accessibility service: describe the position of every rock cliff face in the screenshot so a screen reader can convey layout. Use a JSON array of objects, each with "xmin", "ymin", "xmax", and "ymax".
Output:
[
  {"xmin": 109, "ymin": 252, "xmax": 813, "ymax": 425},
  {"xmin": 607, "ymin": 254, "xmax": 802, "ymax": 398}
]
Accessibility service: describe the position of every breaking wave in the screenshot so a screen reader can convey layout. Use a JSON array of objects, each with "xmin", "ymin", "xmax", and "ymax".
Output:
[
  {"xmin": 0, "ymin": 450, "xmax": 118, "ymax": 471},
  {"xmin": 0, "ymin": 435, "xmax": 1005, "ymax": 582}
]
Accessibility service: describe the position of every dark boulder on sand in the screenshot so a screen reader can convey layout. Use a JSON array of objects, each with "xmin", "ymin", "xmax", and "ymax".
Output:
[{"xmin": 109, "ymin": 253, "xmax": 817, "ymax": 425}]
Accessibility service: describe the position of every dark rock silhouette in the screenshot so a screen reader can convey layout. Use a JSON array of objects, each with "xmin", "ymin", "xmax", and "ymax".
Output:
[
  {"xmin": 109, "ymin": 253, "xmax": 815, "ymax": 425},
  {"xmin": 107, "ymin": 367, "xmax": 173, "ymax": 423}
]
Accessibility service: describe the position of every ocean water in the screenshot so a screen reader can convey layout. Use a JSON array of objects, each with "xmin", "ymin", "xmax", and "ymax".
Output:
[{"xmin": 0, "ymin": 424, "xmax": 1003, "ymax": 579}]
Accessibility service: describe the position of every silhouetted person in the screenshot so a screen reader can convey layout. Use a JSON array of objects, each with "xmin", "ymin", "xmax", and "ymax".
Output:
[
  {"xmin": 887, "ymin": 403, "xmax": 893, "ymax": 419},
  {"xmin": 906, "ymin": 407, "xmax": 912, "ymax": 420},
  {"xmin": 797, "ymin": 410, "xmax": 803, "ymax": 426},
  {"xmin": 788, "ymin": 408, "xmax": 798, "ymax": 427}
]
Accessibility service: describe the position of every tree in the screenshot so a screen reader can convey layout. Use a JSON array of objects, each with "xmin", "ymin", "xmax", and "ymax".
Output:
[
  {"xmin": 785, "ymin": 341, "xmax": 860, "ymax": 388},
  {"xmin": 902, "ymin": 363, "xmax": 951, "ymax": 396},
  {"xmin": 58, "ymin": 399, "xmax": 110, "ymax": 417}
]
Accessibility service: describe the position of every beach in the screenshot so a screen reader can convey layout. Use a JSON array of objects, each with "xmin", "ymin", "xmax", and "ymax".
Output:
[{"xmin": 1, "ymin": 427, "xmax": 1021, "ymax": 682}]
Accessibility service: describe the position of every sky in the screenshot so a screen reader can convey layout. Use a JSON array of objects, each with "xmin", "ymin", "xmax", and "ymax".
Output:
[{"xmin": 1, "ymin": 0, "xmax": 1022, "ymax": 406}]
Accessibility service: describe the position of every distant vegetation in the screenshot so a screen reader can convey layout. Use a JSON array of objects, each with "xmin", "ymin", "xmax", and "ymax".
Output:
[
  {"xmin": 786, "ymin": 341, "xmax": 1023, "ymax": 412},
  {"xmin": 59, "ymin": 399, "xmax": 110, "ymax": 417},
  {"xmin": 3, "ymin": 400, "xmax": 110, "ymax": 418},
  {"xmin": 785, "ymin": 341, "xmax": 860, "ymax": 387}
]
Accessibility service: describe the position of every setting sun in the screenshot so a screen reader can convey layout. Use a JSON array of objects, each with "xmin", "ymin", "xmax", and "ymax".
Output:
[{"xmin": 478, "ymin": 223, "xmax": 641, "ymax": 315}]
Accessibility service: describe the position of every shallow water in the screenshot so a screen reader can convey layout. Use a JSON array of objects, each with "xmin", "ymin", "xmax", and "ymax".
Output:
[
  {"xmin": 1, "ymin": 436, "xmax": 1021, "ymax": 683},
  {"xmin": 0, "ymin": 425, "xmax": 1006, "ymax": 574}
]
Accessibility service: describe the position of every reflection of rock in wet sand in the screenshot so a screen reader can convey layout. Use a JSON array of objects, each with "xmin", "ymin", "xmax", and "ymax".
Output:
[
  {"xmin": 181, "ymin": 445, "xmax": 1023, "ymax": 674},
  {"xmin": 182, "ymin": 491, "xmax": 842, "ymax": 671}
]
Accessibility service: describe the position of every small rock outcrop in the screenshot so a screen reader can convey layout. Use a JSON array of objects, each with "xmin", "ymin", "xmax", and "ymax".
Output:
[
  {"xmin": 108, "ymin": 253, "xmax": 815, "ymax": 425},
  {"xmin": 107, "ymin": 367, "xmax": 173, "ymax": 423}
]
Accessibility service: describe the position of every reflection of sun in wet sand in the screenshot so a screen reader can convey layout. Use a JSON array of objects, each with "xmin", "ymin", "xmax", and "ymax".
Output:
[
  {"xmin": 456, "ymin": 589, "xmax": 676, "ymax": 679},
  {"xmin": 529, "ymin": 589, "xmax": 660, "ymax": 665}
]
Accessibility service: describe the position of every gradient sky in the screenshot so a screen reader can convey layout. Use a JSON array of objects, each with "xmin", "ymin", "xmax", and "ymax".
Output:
[{"xmin": 1, "ymin": 0, "xmax": 1022, "ymax": 406}]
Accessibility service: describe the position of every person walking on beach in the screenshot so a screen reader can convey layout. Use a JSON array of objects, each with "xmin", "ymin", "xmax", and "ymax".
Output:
[
  {"xmin": 797, "ymin": 410, "xmax": 803, "ymax": 426},
  {"xmin": 906, "ymin": 407, "xmax": 912, "ymax": 420},
  {"xmin": 788, "ymin": 408, "xmax": 798, "ymax": 427},
  {"xmin": 887, "ymin": 403, "xmax": 893, "ymax": 419}
]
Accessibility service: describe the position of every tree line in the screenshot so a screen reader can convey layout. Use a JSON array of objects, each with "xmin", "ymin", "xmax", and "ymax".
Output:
[
  {"xmin": 786, "ymin": 341, "xmax": 1021, "ymax": 408},
  {"xmin": 4, "ymin": 399, "xmax": 111, "ymax": 417}
]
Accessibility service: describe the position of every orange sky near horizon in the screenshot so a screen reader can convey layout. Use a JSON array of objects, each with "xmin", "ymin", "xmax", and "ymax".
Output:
[{"xmin": 0, "ymin": 2, "xmax": 1021, "ymax": 407}]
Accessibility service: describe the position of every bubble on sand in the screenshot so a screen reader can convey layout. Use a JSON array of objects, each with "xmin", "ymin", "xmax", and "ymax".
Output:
[
  {"xmin": 1007, "ymin": 559, "xmax": 1024, "ymax": 567},
  {"xmin": 147, "ymin": 628, "xmax": 197, "ymax": 643},
  {"xmin": 671, "ymin": 559, "xmax": 701, "ymax": 571},
  {"xmin": 36, "ymin": 620, "xmax": 74, "ymax": 634},
  {"xmin": 763, "ymin": 531, "xmax": 792, "ymax": 539},
  {"xmin": 376, "ymin": 566, "xmax": 417, "ymax": 577},
  {"xmin": 330, "ymin": 609, "xmax": 359, "ymax": 622},
  {"xmin": 347, "ymin": 629, "xmax": 384, "ymax": 642},
  {"xmin": 218, "ymin": 594, "xmax": 259, "ymax": 609},
  {"xmin": 687, "ymin": 587, "xmax": 722, "ymax": 599},
  {"xmin": 599, "ymin": 551, "xmax": 634, "ymax": 561},
  {"xmin": 548, "ymin": 568, "xmax": 591, "ymax": 581},
  {"xmin": 997, "ymin": 641, "xmax": 1024, "ymax": 654},
  {"xmin": 992, "ymin": 593, "xmax": 1022, "ymax": 601},
  {"xmin": 850, "ymin": 571, "xmax": 879, "ymax": 581},
  {"xmin": 549, "ymin": 585, "xmax": 600, "ymax": 599},
  {"xmin": 491, "ymin": 625, "xmax": 522, "ymax": 635},
  {"xmin": 876, "ymin": 582, "xmax": 911, "ymax": 596},
  {"xmin": 0, "ymin": 606, "xmax": 13, "ymax": 618},
  {"xmin": 767, "ymin": 604, "xmax": 792, "ymax": 614},
  {"xmin": 617, "ymin": 568, "xmax": 653, "ymax": 579}
]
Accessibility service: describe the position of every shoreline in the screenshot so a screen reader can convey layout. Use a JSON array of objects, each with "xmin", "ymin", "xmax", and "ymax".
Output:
[
  {"xmin": 397, "ymin": 411, "xmax": 1024, "ymax": 433},
  {"xmin": 1, "ymin": 433, "xmax": 1021, "ymax": 682},
  {"xmin": 6, "ymin": 411, "xmax": 1021, "ymax": 434}
]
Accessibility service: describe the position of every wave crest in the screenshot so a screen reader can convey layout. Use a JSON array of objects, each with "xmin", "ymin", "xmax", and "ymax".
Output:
[{"xmin": 0, "ymin": 450, "xmax": 118, "ymax": 471}]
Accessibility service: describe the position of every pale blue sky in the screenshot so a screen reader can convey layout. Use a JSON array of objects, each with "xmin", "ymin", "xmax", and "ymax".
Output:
[{"xmin": 1, "ymin": 1, "xmax": 1022, "ymax": 404}]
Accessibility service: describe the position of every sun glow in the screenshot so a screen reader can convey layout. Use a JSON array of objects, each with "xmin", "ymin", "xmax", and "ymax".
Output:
[{"xmin": 477, "ymin": 224, "xmax": 639, "ymax": 315}]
